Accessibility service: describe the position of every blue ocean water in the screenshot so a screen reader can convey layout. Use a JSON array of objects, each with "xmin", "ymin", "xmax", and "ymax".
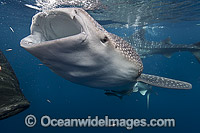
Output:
[{"xmin": 0, "ymin": 0, "xmax": 200, "ymax": 133}]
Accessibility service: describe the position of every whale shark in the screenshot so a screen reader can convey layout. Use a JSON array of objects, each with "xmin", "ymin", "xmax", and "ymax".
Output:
[
  {"xmin": 0, "ymin": 50, "xmax": 30, "ymax": 120},
  {"xmin": 126, "ymin": 29, "xmax": 200, "ymax": 62},
  {"xmin": 20, "ymin": 8, "xmax": 192, "ymax": 97}
]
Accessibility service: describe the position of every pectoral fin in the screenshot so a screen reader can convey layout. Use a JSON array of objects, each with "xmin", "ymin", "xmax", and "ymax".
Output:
[{"xmin": 137, "ymin": 74, "xmax": 192, "ymax": 89}]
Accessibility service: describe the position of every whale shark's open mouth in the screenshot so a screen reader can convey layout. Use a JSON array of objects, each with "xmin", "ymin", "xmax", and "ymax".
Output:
[
  {"xmin": 21, "ymin": 9, "xmax": 86, "ymax": 48},
  {"xmin": 41, "ymin": 13, "xmax": 83, "ymax": 41}
]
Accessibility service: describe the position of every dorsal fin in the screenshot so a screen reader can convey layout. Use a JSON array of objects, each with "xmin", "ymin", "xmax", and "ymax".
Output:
[
  {"xmin": 133, "ymin": 29, "xmax": 145, "ymax": 42},
  {"xmin": 162, "ymin": 37, "xmax": 171, "ymax": 45},
  {"xmin": 137, "ymin": 73, "xmax": 192, "ymax": 89},
  {"xmin": 123, "ymin": 29, "xmax": 145, "ymax": 45}
]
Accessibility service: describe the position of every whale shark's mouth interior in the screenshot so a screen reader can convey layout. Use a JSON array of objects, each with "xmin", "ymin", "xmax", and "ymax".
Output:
[{"xmin": 34, "ymin": 13, "xmax": 83, "ymax": 42}]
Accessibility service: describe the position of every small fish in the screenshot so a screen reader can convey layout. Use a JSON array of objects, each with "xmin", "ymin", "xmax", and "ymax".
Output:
[
  {"xmin": 24, "ymin": 4, "xmax": 41, "ymax": 11},
  {"xmin": 47, "ymin": 99, "xmax": 51, "ymax": 103},
  {"xmin": 104, "ymin": 91, "xmax": 123, "ymax": 100},
  {"xmin": 9, "ymin": 27, "xmax": 14, "ymax": 32},
  {"xmin": 6, "ymin": 49, "xmax": 13, "ymax": 52}
]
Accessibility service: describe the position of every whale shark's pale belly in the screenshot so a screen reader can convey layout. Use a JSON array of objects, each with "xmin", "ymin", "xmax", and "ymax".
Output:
[{"xmin": 40, "ymin": 39, "xmax": 138, "ymax": 90}]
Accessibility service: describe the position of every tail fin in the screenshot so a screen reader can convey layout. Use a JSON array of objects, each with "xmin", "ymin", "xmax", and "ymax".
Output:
[
  {"xmin": 192, "ymin": 42, "xmax": 200, "ymax": 62},
  {"xmin": 0, "ymin": 51, "xmax": 30, "ymax": 120},
  {"xmin": 137, "ymin": 74, "xmax": 192, "ymax": 89}
]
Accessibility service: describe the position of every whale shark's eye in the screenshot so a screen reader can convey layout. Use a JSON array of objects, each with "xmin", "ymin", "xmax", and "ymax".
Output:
[
  {"xmin": 100, "ymin": 36, "xmax": 108, "ymax": 43},
  {"xmin": 74, "ymin": 10, "xmax": 77, "ymax": 14}
]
